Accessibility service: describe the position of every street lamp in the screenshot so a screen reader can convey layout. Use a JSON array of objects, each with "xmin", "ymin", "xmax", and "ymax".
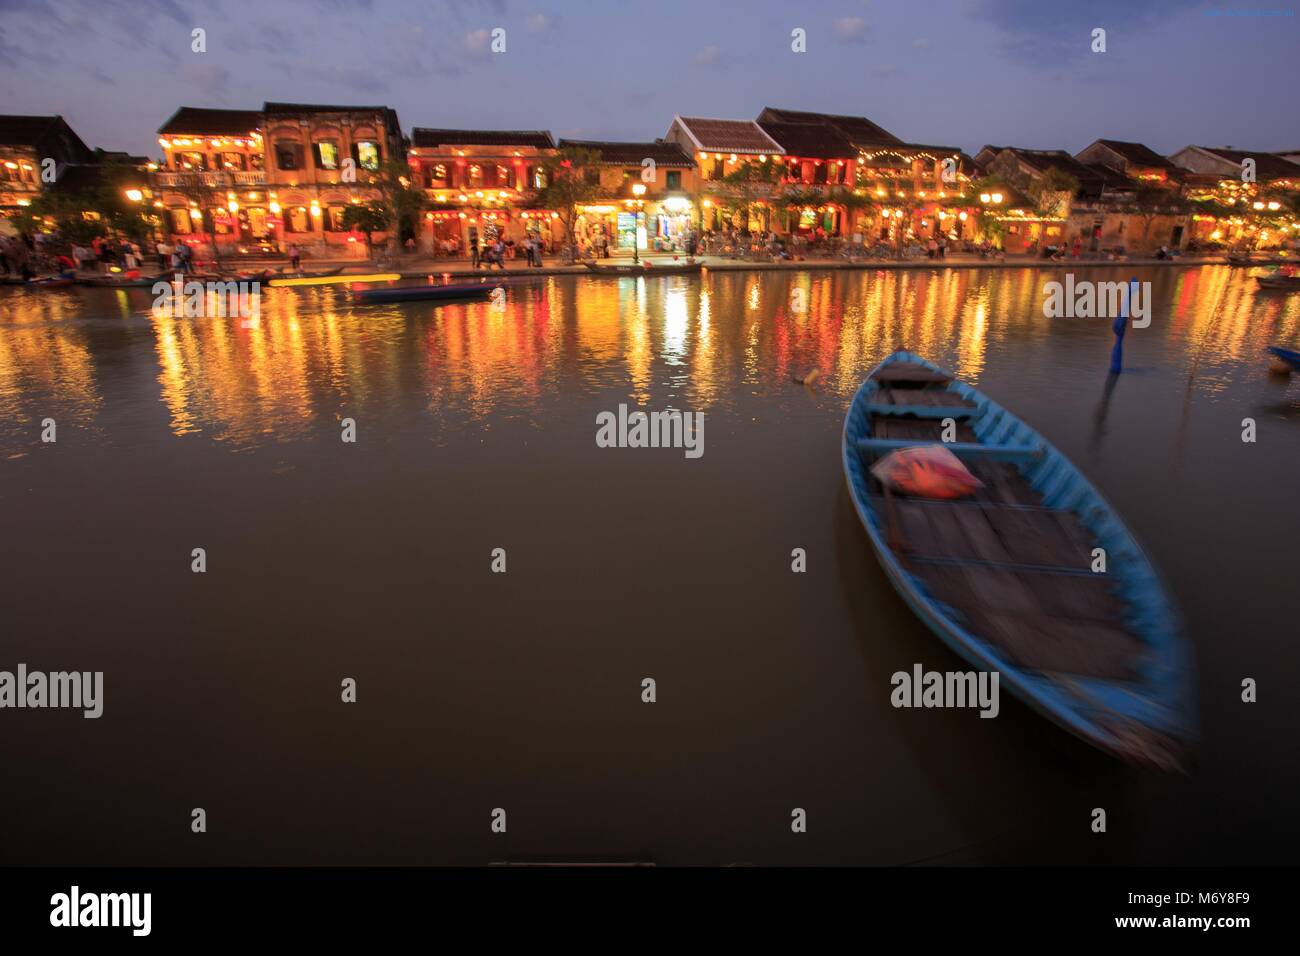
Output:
[{"xmin": 630, "ymin": 182, "xmax": 647, "ymax": 264}]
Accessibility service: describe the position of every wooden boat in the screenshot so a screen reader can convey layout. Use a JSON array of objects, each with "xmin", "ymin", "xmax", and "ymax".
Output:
[
  {"xmin": 1266, "ymin": 345, "xmax": 1300, "ymax": 372},
  {"xmin": 351, "ymin": 281, "xmax": 498, "ymax": 305},
  {"xmin": 1256, "ymin": 273, "xmax": 1300, "ymax": 291},
  {"xmin": 1227, "ymin": 253, "xmax": 1298, "ymax": 267},
  {"xmin": 583, "ymin": 260, "xmax": 702, "ymax": 276},
  {"xmin": 78, "ymin": 273, "xmax": 167, "ymax": 288},
  {"xmin": 843, "ymin": 351, "xmax": 1195, "ymax": 769}
]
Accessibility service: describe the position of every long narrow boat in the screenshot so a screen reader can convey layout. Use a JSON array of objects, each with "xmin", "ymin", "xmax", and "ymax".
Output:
[
  {"xmin": 77, "ymin": 273, "xmax": 167, "ymax": 288},
  {"xmin": 843, "ymin": 351, "xmax": 1195, "ymax": 769},
  {"xmin": 351, "ymin": 281, "xmax": 498, "ymax": 305},
  {"xmin": 1266, "ymin": 345, "xmax": 1300, "ymax": 372},
  {"xmin": 583, "ymin": 260, "xmax": 702, "ymax": 277},
  {"xmin": 1256, "ymin": 274, "xmax": 1300, "ymax": 291}
]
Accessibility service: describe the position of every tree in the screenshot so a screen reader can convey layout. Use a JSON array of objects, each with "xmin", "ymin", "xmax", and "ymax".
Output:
[
  {"xmin": 717, "ymin": 159, "xmax": 781, "ymax": 230},
  {"xmin": 535, "ymin": 146, "xmax": 605, "ymax": 252},
  {"xmin": 340, "ymin": 201, "xmax": 390, "ymax": 256},
  {"xmin": 361, "ymin": 159, "xmax": 426, "ymax": 255},
  {"xmin": 168, "ymin": 173, "xmax": 224, "ymax": 267},
  {"xmin": 1027, "ymin": 167, "xmax": 1079, "ymax": 218}
]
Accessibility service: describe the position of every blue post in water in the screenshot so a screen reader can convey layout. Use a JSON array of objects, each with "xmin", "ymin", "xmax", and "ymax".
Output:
[{"xmin": 1109, "ymin": 276, "xmax": 1137, "ymax": 374}]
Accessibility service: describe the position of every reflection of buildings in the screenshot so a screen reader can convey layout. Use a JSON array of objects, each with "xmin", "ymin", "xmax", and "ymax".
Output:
[
  {"xmin": 153, "ymin": 103, "xmax": 404, "ymax": 255},
  {"xmin": 559, "ymin": 139, "xmax": 696, "ymax": 254},
  {"xmin": 408, "ymin": 128, "xmax": 557, "ymax": 254}
]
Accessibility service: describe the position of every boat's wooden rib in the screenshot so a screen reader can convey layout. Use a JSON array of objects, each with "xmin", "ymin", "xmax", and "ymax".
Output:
[{"xmin": 843, "ymin": 350, "xmax": 1195, "ymax": 769}]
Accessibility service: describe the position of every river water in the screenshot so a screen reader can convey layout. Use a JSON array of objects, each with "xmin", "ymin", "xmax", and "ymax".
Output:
[{"xmin": 1, "ymin": 264, "xmax": 1298, "ymax": 864}]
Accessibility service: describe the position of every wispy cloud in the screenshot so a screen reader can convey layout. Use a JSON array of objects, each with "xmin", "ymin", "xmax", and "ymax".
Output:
[{"xmin": 833, "ymin": 16, "xmax": 869, "ymax": 44}]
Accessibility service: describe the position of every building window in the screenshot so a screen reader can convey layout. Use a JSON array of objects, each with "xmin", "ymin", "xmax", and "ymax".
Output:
[
  {"xmin": 315, "ymin": 141, "xmax": 341, "ymax": 170},
  {"xmin": 325, "ymin": 206, "xmax": 347, "ymax": 231},
  {"xmin": 427, "ymin": 163, "xmax": 449, "ymax": 188},
  {"xmin": 355, "ymin": 141, "xmax": 381, "ymax": 171},
  {"xmin": 275, "ymin": 141, "xmax": 304, "ymax": 171},
  {"xmin": 218, "ymin": 152, "xmax": 246, "ymax": 171},
  {"xmin": 175, "ymin": 151, "xmax": 206, "ymax": 171},
  {"xmin": 288, "ymin": 207, "xmax": 309, "ymax": 232},
  {"xmin": 169, "ymin": 208, "xmax": 193, "ymax": 234},
  {"xmin": 666, "ymin": 170, "xmax": 681, "ymax": 189},
  {"xmin": 584, "ymin": 168, "xmax": 600, "ymax": 185}
]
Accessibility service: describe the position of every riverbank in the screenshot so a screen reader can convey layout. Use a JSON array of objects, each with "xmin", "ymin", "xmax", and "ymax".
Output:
[{"xmin": 316, "ymin": 252, "xmax": 1235, "ymax": 281}]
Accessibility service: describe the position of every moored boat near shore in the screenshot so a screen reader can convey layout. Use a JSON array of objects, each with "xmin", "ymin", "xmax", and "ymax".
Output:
[
  {"xmin": 351, "ymin": 280, "xmax": 500, "ymax": 305},
  {"xmin": 583, "ymin": 260, "xmax": 702, "ymax": 277},
  {"xmin": 1256, "ymin": 274, "xmax": 1300, "ymax": 291},
  {"xmin": 843, "ymin": 351, "xmax": 1196, "ymax": 770}
]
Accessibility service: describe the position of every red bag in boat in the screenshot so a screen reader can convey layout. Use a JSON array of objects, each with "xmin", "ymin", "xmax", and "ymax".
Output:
[{"xmin": 870, "ymin": 444, "xmax": 983, "ymax": 499}]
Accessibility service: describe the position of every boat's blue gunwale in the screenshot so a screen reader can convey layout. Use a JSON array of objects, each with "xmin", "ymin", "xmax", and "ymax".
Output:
[{"xmin": 841, "ymin": 350, "xmax": 1196, "ymax": 760}]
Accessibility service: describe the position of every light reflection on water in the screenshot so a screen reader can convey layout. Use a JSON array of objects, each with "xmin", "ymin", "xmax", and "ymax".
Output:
[
  {"xmin": 2, "ymin": 266, "xmax": 1300, "ymax": 864},
  {"xmin": 3, "ymin": 266, "xmax": 1298, "ymax": 455}
]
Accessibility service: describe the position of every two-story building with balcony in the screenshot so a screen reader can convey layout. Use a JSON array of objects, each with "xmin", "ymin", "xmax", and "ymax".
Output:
[
  {"xmin": 154, "ymin": 107, "xmax": 269, "ymax": 251},
  {"xmin": 558, "ymin": 139, "xmax": 696, "ymax": 254},
  {"xmin": 408, "ymin": 128, "xmax": 556, "ymax": 255},
  {"xmin": 757, "ymin": 108, "xmax": 973, "ymax": 246},
  {"xmin": 664, "ymin": 116, "xmax": 784, "ymax": 235},
  {"xmin": 261, "ymin": 102, "xmax": 404, "ymax": 252},
  {"xmin": 0, "ymin": 114, "xmax": 97, "ymax": 217},
  {"xmin": 1167, "ymin": 145, "xmax": 1300, "ymax": 250}
]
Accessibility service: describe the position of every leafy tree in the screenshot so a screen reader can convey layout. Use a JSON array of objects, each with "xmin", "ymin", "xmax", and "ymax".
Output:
[
  {"xmin": 340, "ymin": 201, "xmax": 390, "ymax": 255},
  {"xmin": 360, "ymin": 159, "xmax": 426, "ymax": 254},
  {"xmin": 1027, "ymin": 167, "xmax": 1079, "ymax": 218},
  {"xmin": 535, "ymin": 146, "xmax": 606, "ymax": 251}
]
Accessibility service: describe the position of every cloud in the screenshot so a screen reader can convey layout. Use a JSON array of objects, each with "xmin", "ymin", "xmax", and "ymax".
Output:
[
  {"xmin": 832, "ymin": 16, "xmax": 869, "ymax": 43},
  {"xmin": 303, "ymin": 63, "xmax": 389, "ymax": 94},
  {"xmin": 182, "ymin": 60, "xmax": 231, "ymax": 94},
  {"xmin": 526, "ymin": 13, "xmax": 557, "ymax": 33},
  {"xmin": 968, "ymin": 0, "xmax": 1198, "ymax": 64},
  {"xmin": 462, "ymin": 28, "xmax": 492, "ymax": 58},
  {"xmin": 912, "ymin": 37, "xmax": 930, "ymax": 49},
  {"xmin": 871, "ymin": 64, "xmax": 899, "ymax": 78},
  {"xmin": 693, "ymin": 45, "xmax": 728, "ymax": 67}
]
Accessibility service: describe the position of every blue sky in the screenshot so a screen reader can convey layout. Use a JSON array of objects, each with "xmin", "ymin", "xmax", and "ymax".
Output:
[{"xmin": 2, "ymin": 0, "xmax": 1297, "ymax": 158}]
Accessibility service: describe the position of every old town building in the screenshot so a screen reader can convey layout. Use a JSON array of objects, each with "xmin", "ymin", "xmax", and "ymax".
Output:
[
  {"xmin": 558, "ymin": 139, "xmax": 696, "ymax": 254},
  {"xmin": 407, "ymin": 128, "xmax": 556, "ymax": 254},
  {"xmin": 0, "ymin": 115, "xmax": 96, "ymax": 214}
]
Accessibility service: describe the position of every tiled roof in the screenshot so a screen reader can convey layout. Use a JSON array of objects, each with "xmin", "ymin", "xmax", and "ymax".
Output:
[
  {"xmin": 411, "ymin": 128, "xmax": 555, "ymax": 149},
  {"xmin": 757, "ymin": 107, "xmax": 902, "ymax": 146},
  {"xmin": 1093, "ymin": 139, "xmax": 1179, "ymax": 171},
  {"xmin": 1190, "ymin": 146, "xmax": 1300, "ymax": 180},
  {"xmin": 557, "ymin": 139, "xmax": 693, "ymax": 166},
  {"xmin": 158, "ymin": 107, "xmax": 262, "ymax": 136},
  {"xmin": 755, "ymin": 121, "xmax": 857, "ymax": 159},
  {"xmin": 0, "ymin": 114, "xmax": 61, "ymax": 147},
  {"xmin": 264, "ymin": 102, "xmax": 391, "ymax": 114},
  {"xmin": 673, "ymin": 117, "xmax": 781, "ymax": 155}
]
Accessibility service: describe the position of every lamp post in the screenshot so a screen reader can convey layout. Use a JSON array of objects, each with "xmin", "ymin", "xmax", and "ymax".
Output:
[{"xmin": 631, "ymin": 182, "xmax": 646, "ymax": 264}]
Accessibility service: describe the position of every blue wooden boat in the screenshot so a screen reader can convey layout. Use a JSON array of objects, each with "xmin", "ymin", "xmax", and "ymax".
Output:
[
  {"xmin": 1267, "ymin": 345, "xmax": 1300, "ymax": 372},
  {"xmin": 843, "ymin": 351, "xmax": 1195, "ymax": 770},
  {"xmin": 352, "ymin": 281, "xmax": 499, "ymax": 305}
]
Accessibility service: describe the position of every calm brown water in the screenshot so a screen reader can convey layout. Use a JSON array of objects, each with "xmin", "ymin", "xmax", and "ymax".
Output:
[{"xmin": 2, "ymin": 265, "xmax": 1298, "ymax": 865}]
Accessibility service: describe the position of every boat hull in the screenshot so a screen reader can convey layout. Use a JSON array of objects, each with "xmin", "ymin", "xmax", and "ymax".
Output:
[
  {"xmin": 842, "ymin": 351, "xmax": 1195, "ymax": 768},
  {"xmin": 583, "ymin": 261, "xmax": 701, "ymax": 276},
  {"xmin": 352, "ymin": 282, "xmax": 497, "ymax": 305}
]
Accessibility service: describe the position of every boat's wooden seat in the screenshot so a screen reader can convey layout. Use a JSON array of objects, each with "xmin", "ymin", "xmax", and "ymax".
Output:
[
  {"xmin": 871, "ymin": 363, "xmax": 953, "ymax": 384},
  {"xmin": 873, "ymin": 387, "xmax": 976, "ymax": 407},
  {"xmin": 871, "ymin": 415, "xmax": 977, "ymax": 442}
]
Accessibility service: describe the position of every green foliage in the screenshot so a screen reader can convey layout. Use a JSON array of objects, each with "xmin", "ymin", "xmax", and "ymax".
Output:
[
  {"xmin": 340, "ymin": 201, "xmax": 390, "ymax": 249},
  {"xmin": 535, "ymin": 146, "xmax": 606, "ymax": 247}
]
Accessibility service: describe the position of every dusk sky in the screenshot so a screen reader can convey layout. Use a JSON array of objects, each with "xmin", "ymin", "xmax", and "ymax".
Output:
[{"xmin": 2, "ymin": 0, "xmax": 1297, "ymax": 159}]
